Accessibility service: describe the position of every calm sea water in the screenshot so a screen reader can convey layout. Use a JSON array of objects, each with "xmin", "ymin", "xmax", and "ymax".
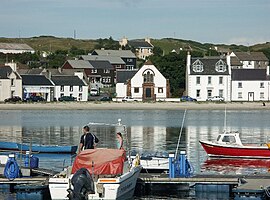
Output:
[{"xmin": 0, "ymin": 109, "xmax": 270, "ymax": 175}]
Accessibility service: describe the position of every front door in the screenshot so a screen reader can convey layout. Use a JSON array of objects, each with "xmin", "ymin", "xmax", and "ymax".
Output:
[
  {"xmin": 248, "ymin": 92, "xmax": 254, "ymax": 101},
  {"xmin": 145, "ymin": 88, "xmax": 152, "ymax": 98}
]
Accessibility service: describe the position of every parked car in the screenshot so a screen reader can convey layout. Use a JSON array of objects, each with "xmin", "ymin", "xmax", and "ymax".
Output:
[
  {"xmin": 206, "ymin": 96, "xmax": 225, "ymax": 102},
  {"xmin": 180, "ymin": 96, "xmax": 197, "ymax": 102},
  {"xmin": 90, "ymin": 88, "xmax": 99, "ymax": 96},
  {"xmin": 4, "ymin": 96, "xmax": 22, "ymax": 103},
  {"xmin": 122, "ymin": 96, "xmax": 138, "ymax": 102},
  {"xmin": 58, "ymin": 96, "xmax": 76, "ymax": 101},
  {"xmin": 25, "ymin": 96, "xmax": 45, "ymax": 102},
  {"xmin": 99, "ymin": 96, "xmax": 112, "ymax": 101}
]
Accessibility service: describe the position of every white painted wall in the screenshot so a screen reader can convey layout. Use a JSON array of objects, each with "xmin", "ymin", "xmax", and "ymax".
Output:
[
  {"xmin": 187, "ymin": 75, "xmax": 231, "ymax": 101},
  {"xmin": 231, "ymin": 80, "xmax": 270, "ymax": 101},
  {"xmin": 116, "ymin": 83, "xmax": 127, "ymax": 98},
  {"xmin": 0, "ymin": 72, "xmax": 22, "ymax": 101},
  {"xmin": 0, "ymin": 49, "xmax": 35, "ymax": 54},
  {"xmin": 23, "ymin": 86, "xmax": 53, "ymax": 102},
  {"xmin": 54, "ymin": 85, "xmax": 88, "ymax": 101}
]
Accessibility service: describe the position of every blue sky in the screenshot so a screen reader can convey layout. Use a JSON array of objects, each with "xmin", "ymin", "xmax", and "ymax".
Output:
[{"xmin": 1, "ymin": 0, "xmax": 269, "ymax": 45}]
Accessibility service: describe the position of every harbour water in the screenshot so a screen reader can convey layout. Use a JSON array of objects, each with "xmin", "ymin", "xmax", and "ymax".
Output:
[{"xmin": 0, "ymin": 109, "xmax": 270, "ymax": 199}]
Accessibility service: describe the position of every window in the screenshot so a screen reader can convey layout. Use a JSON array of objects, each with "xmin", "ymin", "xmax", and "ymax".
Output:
[
  {"xmin": 219, "ymin": 77, "xmax": 223, "ymax": 84},
  {"xmin": 60, "ymin": 93, "xmax": 64, "ymax": 97},
  {"xmin": 238, "ymin": 92, "xmax": 242, "ymax": 99},
  {"xmin": 11, "ymin": 79, "xmax": 14, "ymax": 86},
  {"xmin": 70, "ymin": 86, "xmax": 73, "ymax": 92},
  {"xmin": 143, "ymin": 71, "xmax": 154, "ymax": 83},
  {"xmin": 79, "ymin": 93, "xmax": 82, "ymax": 101},
  {"xmin": 260, "ymin": 82, "xmax": 264, "ymax": 88},
  {"xmin": 116, "ymin": 65, "xmax": 122, "ymax": 69},
  {"xmin": 134, "ymin": 87, "xmax": 139, "ymax": 93},
  {"xmin": 196, "ymin": 90, "xmax": 200, "ymax": 98},
  {"xmin": 222, "ymin": 136, "xmax": 236, "ymax": 143},
  {"xmin": 219, "ymin": 90, "xmax": 223, "ymax": 97},
  {"xmin": 79, "ymin": 86, "xmax": 82, "ymax": 92},
  {"xmin": 158, "ymin": 87, "xmax": 163, "ymax": 93},
  {"xmin": 207, "ymin": 90, "xmax": 212, "ymax": 98},
  {"xmin": 70, "ymin": 94, "xmax": 73, "ymax": 97},
  {"xmin": 104, "ymin": 69, "xmax": 110, "ymax": 73},
  {"xmin": 91, "ymin": 69, "xmax": 97, "ymax": 73},
  {"xmin": 238, "ymin": 82, "xmax": 242, "ymax": 88},
  {"xmin": 102, "ymin": 77, "xmax": 111, "ymax": 83},
  {"xmin": 215, "ymin": 60, "xmax": 226, "ymax": 72},
  {"xmin": 60, "ymin": 85, "xmax": 64, "ymax": 92},
  {"xmin": 248, "ymin": 61, "xmax": 252, "ymax": 65},
  {"xmin": 208, "ymin": 77, "xmax": 212, "ymax": 84},
  {"xmin": 192, "ymin": 60, "xmax": 204, "ymax": 72},
  {"xmin": 196, "ymin": 77, "xmax": 200, "ymax": 85},
  {"xmin": 260, "ymin": 92, "xmax": 264, "ymax": 99}
]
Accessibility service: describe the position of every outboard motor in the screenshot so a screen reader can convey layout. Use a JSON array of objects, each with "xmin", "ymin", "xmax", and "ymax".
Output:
[{"xmin": 68, "ymin": 168, "xmax": 95, "ymax": 200}]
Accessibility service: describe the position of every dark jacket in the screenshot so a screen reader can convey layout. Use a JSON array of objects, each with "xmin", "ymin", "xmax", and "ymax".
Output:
[{"xmin": 80, "ymin": 132, "xmax": 99, "ymax": 150}]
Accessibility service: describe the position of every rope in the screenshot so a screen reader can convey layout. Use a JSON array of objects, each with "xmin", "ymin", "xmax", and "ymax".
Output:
[
  {"xmin": 175, "ymin": 109, "xmax": 187, "ymax": 159},
  {"xmin": 4, "ymin": 157, "xmax": 20, "ymax": 180}
]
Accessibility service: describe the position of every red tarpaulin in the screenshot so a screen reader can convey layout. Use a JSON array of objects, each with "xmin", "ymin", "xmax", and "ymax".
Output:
[{"xmin": 71, "ymin": 149, "xmax": 126, "ymax": 175}]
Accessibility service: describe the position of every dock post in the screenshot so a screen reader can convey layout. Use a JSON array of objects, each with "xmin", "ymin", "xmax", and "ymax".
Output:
[
  {"xmin": 179, "ymin": 151, "xmax": 186, "ymax": 177},
  {"xmin": 169, "ymin": 154, "xmax": 175, "ymax": 178}
]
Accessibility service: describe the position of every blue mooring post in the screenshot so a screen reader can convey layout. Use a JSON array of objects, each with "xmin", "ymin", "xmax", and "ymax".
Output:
[
  {"xmin": 169, "ymin": 154, "xmax": 175, "ymax": 178},
  {"xmin": 179, "ymin": 151, "xmax": 186, "ymax": 177},
  {"xmin": 24, "ymin": 151, "xmax": 30, "ymax": 167}
]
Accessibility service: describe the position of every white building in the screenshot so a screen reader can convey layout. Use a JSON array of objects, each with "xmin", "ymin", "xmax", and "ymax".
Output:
[
  {"xmin": 186, "ymin": 53, "xmax": 231, "ymax": 101},
  {"xmin": 230, "ymin": 52, "xmax": 269, "ymax": 69},
  {"xmin": 0, "ymin": 64, "xmax": 22, "ymax": 101},
  {"xmin": 0, "ymin": 43, "xmax": 35, "ymax": 54},
  {"xmin": 51, "ymin": 75, "xmax": 88, "ymax": 101},
  {"xmin": 116, "ymin": 61, "xmax": 169, "ymax": 101},
  {"xmin": 231, "ymin": 69, "xmax": 270, "ymax": 101}
]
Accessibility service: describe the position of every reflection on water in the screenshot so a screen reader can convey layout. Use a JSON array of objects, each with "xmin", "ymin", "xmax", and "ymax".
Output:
[{"xmin": 0, "ymin": 109, "xmax": 270, "ymax": 175}]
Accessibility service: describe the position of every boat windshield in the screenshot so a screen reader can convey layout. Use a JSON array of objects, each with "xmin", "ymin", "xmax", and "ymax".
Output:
[
  {"xmin": 222, "ymin": 135, "xmax": 236, "ymax": 143},
  {"xmin": 217, "ymin": 135, "xmax": 221, "ymax": 141}
]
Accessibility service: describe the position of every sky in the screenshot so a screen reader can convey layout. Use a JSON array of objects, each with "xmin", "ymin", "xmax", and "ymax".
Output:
[{"xmin": 0, "ymin": 0, "xmax": 270, "ymax": 45}]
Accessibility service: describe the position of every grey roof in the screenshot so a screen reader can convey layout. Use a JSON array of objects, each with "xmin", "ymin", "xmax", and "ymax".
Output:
[
  {"xmin": 128, "ymin": 40, "xmax": 153, "ymax": 48},
  {"xmin": 116, "ymin": 70, "xmax": 138, "ymax": 83},
  {"xmin": 190, "ymin": 57, "xmax": 230, "ymax": 75},
  {"xmin": 0, "ymin": 43, "xmax": 34, "ymax": 51},
  {"xmin": 21, "ymin": 75, "xmax": 54, "ymax": 86},
  {"xmin": 230, "ymin": 57, "xmax": 242, "ymax": 66},
  {"xmin": 66, "ymin": 60, "xmax": 93, "ymax": 69},
  {"xmin": 51, "ymin": 76, "xmax": 86, "ymax": 86},
  {"xmin": 0, "ymin": 66, "xmax": 21, "ymax": 79},
  {"xmin": 232, "ymin": 69, "xmax": 268, "ymax": 81},
  {"xmin": 88, "ymin": 60, "xmax": 113, "ymax": 69},
  {"xmin": 80, "ymin": 55, "xmax": 126, "ymax": 65},
  {"xmin": 93, "ymin": 50, "xmax": 136, "ymax": 58},
  {"xmin": 233, "ymin": 52, "xmax": 269, "ymax": 61}
]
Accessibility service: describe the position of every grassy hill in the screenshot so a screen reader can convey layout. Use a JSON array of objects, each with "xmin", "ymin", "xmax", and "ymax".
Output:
[{"xmin": 0, "ymin": 36, "xmax": 269, "ymax": 59}]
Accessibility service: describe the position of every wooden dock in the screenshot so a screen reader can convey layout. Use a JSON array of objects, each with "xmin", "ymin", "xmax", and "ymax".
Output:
[{"xmin": 0, "ymin": 177, "xmax": 48, "ymax": 184}]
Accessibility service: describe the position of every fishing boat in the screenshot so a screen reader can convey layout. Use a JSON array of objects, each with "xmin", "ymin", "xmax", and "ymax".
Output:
[
  {"xmin": 17, "ymin": 143, "xmax": 78, "ymax": 154},
  {"xmin": 199, "ymin": 131, "xmax": 270, "ymax": 158},
  {"xmin": 49, "ymin": 119, "xmax": 142, "ymax": 200}
]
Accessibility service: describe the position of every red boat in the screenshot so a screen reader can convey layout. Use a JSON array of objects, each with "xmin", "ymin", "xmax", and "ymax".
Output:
[{"xmin": 199, "ymin": 131, "xmax": 270, "ymax": 158}]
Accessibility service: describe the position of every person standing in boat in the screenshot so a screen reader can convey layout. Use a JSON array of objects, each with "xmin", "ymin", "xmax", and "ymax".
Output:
[
  {"xmin": 79, "ymin": 125, "xmax": 99, "ymax": 153},
  {"xmin": 116, "ymin": 132, "xmax": 123, "ymax": 149}
]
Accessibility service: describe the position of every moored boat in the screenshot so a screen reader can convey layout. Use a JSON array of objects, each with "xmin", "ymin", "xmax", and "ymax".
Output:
[
  {"xmin": 0, "ymin": 141, "xmax": 19, "ymax": 151},
  {"xmin": 200, "ymin": 131, "xmax": 270, "ymax": 158},
  {"xmin": 17, "ymin": 143, "xmax": 78, "ymax": 154}
]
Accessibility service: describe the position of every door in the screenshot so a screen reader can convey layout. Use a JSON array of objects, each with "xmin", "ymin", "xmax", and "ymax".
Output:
[
  {"xmin": 248, "ymin": 92, "xmax": 254, "ymax": 101},
  {"xmin": 145, "ymin": 88, "xmax": 152, "ymax": 98}
]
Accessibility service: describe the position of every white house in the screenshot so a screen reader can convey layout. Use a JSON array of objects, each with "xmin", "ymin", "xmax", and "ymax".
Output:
[
  {"xmin": 231, "ymin": 69, "xmax": 270, "ymax": 101},
  {"xmin": 186, "ymin": 53, "xmax": 231, "ymax": 101},
  {"xmin": 21, "ymin": 75, "xmax": 54, "ymax": 102},
  {"xmin": 0, "ymin": 43, "xmax": 35, "ymax": 54},
  {"xmin": 0, "ymin": 64, "xmax": 22, "ymax": 101},
  {"xmin": 116, "ymin": 61, "xmax": 170, "ymax": 101},
  {"xmin": 51, "ymin": 75, "xmax": 88, "ymax": 101},
  {"xmin": 230, "ymin": 52, "xmax": 269, "ymax": 69}
]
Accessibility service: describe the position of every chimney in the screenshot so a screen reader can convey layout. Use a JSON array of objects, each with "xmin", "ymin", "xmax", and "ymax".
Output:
[
  {"xmin": 145, "ymin": 37, "xmax": 151, "ymax": 44},
  {"xmin": 267, "ymin": 66, "xmax": 269, "ymax": 76},
  {"xmin": 226, "ymin": 52, "xmax": 231, "ymax": 75}
]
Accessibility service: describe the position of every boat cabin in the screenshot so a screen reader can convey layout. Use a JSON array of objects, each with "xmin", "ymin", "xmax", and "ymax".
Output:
[{"xmin": 216, "ymin": 131, "xmax": 243, "ymax": 146}]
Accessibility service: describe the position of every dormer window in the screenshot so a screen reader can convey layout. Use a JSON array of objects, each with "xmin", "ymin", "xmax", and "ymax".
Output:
[
  {"xmin": 215, "ymin": 60, "xmax": 226, "ymax": 72},
  {"xmin": 192, "ymin": 60, "xmax": 204, "ymax": 72}
]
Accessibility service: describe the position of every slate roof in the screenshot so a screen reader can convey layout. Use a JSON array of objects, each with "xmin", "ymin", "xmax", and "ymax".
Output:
[
  {"xmin": 190, "ymin": 57, "xmax": 230, "ymax": 75},
  {"xmin": 92, "ymin": 50, "xmax": 136, "ymax": 58},
  {"xmin": 21, "ymin": 75, "xmax": 54, "ymax": 86},
  {"xmin": 0, "ymin": 43, "xmax": 34, "ymax": 51},
  {"xmin": 116, "ymin": 70, "xmax": 138, "ymax": 83},
  {"xmin": 80, "ymin": 55, "xmax": 126, "ymax": 65},
  {"xmin": 88, "ymin": 60, "xmax": 113, "ymax": 69},
  {"xmin": 0, "ymin": 66, "xmax": 13, "ymax": 79},
  {"xmin": 231, "ymin": 69, "xmax": 268, "ymax": 81},
  {"xmin": 66, "ymin": 60, "xmax": 93, "ymax": 69},
  {"xmin": 128, "ymin": 40, "xmax": 153, "ymax": 48},
  {"xmin": 231, "ymin": 57, "xmax": 242, "ymax": 66},
  {"xmin": 51, "ymin": 76, "xmax": 86, "ymax": 86},
  {"xmin": 233, "ymin": 52, "xmax": 268, "ymax": 61}
]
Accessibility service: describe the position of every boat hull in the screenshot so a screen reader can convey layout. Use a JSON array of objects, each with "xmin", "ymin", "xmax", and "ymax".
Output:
[
  {"xmin": 0, "ymin": 141, "xmax": 19, "ymax": 151},
  {"xmin": 17, "ymin": 144, "xmax": 78, "ymax": 154},
  {"xmin": 200, "ymin": 141, "xmax": 270, "ymax": 158}
]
